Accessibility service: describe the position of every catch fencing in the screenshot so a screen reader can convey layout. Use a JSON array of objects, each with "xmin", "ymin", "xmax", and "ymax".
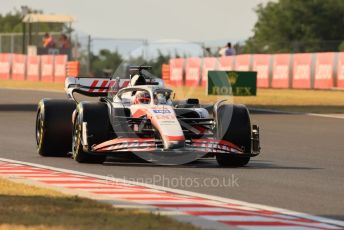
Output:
[
  {"xmin": 0, "ymin": 32, "xmax": 62, "ymax": 54},
  {"xmin": 166, "ymin": 52, "xmax": 344, "ymax": 89}
]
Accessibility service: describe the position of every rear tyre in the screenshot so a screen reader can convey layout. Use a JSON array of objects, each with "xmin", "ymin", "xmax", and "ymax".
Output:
[
  {"xmin": 72, "ymin": 102, "xmax": 109, "ymax": 164},
  {"xmin": 36, "ymin": 99, "xmax": 76, "ymax": 156},
  {"xmin": 215, "ymin": 104, "xmax": 251, "ymax": 167}
]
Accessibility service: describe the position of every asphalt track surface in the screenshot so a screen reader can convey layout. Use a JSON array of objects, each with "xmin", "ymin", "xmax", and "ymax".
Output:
[{"xmin": 0, "ymin": 88, "xmax": 343, "ymax": 221}]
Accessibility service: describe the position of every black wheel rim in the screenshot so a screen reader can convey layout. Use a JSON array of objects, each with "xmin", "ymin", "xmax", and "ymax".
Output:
[
  {"xmin": 72, "ymin": 116, "xmax": 81, "ymax": 158},
  {"xmin": 36, "ymin": 110, "xmax": 44, "ymax": 146}
]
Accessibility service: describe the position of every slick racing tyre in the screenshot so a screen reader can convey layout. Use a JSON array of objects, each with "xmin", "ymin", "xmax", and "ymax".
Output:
[
  {"xmin": 72, "ymin": 102, "xmax": 109, "ymax": 163},
  {"xmin": 215, "ymin": 104, "xmax": 251, "ymax": 167},
  {"xmin": 36, "ymin": 99, "xmax": 76, "ymax": 156}
]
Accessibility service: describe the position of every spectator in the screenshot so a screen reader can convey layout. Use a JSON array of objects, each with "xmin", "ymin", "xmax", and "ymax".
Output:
[
  {"xmin": 42, "ymin": 33, "xmax": 55, "ymax": 48},
  {"xmin": 225, "ymin": 42, "xmax": 236, "ymax": 56},
  {"xmin": 59, "ymin": 34, "xmax": 71, "ymax": 49},
  {"xmin": 219, "ymin": 42, "xmax": 236, "ymax": 56}
]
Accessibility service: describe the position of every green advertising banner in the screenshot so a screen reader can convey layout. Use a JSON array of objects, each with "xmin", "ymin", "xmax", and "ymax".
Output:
[{"xmin": 207, "ymin": 71, "xmax": 257, "ymax": 96}]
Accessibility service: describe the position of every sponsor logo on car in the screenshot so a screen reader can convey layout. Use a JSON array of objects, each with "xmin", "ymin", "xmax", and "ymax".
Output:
[
  {"xmin": 156, "ymin": 114, "xmax": 176, "ymax": 120},
  {"xmin": 153, "ymin": 109, "xmax": 171, "ymax": 114}
]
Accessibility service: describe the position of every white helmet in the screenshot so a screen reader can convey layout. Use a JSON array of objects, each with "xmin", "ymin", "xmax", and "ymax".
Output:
[{"xmin": 134, "ymin": 91, "xmax": 151, "ymax": 104}]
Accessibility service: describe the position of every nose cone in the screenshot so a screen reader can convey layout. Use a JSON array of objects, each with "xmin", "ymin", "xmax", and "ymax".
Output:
[
  {"xmin": 163, "ymin": 139, "xmax": 185, "ymax": 149},
  {"xmin": 161, "ymin": 134, "xmax": 185, "ymax": 150},
  {"xmin": 148, "ymin": 105, "xmax": 185, "ymax": 150}
]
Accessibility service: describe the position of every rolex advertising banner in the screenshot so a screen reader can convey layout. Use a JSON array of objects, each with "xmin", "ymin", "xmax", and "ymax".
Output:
[{"xmin": 207, "ymin": 71, "xmax": 257, "ymax": 96}]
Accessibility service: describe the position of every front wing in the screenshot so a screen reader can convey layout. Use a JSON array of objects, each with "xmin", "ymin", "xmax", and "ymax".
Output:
[{"xmin": 91, "ymin": 137, "xmax": 257, "ymax": 156}]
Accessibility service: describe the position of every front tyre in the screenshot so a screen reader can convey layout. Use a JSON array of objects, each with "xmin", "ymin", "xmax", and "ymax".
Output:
[
  {"xmin": 215, "ymin": 104, "xmax": 251, "ymax": 167},
  {"xmin": 72, "ymin": 102, "xmax": 109, "ymax": 164},
  {"xmin": 72, "ymin": 114, "xmax": 105, "ymax": 163}
]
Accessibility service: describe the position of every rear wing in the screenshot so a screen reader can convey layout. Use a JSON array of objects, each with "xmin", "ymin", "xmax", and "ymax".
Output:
[{"xmin": 65, "ymin": 77, "xmax": 130, "ymax": 98}]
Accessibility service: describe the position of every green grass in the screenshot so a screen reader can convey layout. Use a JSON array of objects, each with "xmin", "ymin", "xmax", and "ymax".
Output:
[{"xmin": 0, "ymin": 178, "xmax": 199, "ymax": 230}]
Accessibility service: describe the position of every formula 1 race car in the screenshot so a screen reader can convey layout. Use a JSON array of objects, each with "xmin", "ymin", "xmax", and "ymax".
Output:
[{"xmin": 36, "ymin": 66, "xmax": 260, "ymax": 167}]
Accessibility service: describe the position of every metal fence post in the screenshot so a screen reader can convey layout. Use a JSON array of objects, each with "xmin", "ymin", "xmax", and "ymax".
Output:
[
  {"xmin": 288, "ymin": 54, "xmax": 294, "ymax": 88},
  {"xmin": 269, "ymin": 54, "xmax": 274, "ymax": 88},
  {"xmin": 10, "ymin": 34, "xmax": 14, "ymax": 53},
  {"xmin": 310, "ymin": 53, "xmax": 316, "ymax": 89},
  {"xmin": 333, "ymin": 52, "xmax": 339, "ymax": 88}
]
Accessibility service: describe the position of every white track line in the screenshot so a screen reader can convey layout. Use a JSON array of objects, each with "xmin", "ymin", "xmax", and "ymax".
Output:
[
  {"xmin": 307, "ymin": 113, "xmax": 344, "ymax": 119},
  {"xmin": 250, "ymin": 108, "xmax": 344, "ymax": 119}
]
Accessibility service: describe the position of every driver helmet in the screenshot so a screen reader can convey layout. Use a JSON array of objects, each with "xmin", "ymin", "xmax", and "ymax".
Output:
[{"xmin": 134, "ymin": 91, "xmax": 151, "ymax": 104}]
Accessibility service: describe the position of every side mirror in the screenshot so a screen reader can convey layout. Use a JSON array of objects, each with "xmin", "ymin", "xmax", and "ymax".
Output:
[{"xmin": 186, "ymin": 98, "xmax": 199, "ymax": 105}]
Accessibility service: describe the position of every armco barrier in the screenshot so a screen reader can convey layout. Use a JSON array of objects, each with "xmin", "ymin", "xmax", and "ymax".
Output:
[
  {"xmin": 165, "ymin": 52, "xmax": 344, "ymax": 90},
  {"xmin": 1, "ymin": 52, "xmax": 344, "ymax": 90},
  {"xmin": 314, "ymin": 52, "xmax": 335, "ymax": 89},
  {"xmin": 201, "ymin": 57, "xmax": 218, "ymax": 86},
  {"xmin": 336, "ymin": 52, "xmax": 344, "ymax": 88},
  {"xmin": 11, "ymin": 54, "xmax": 26, "ymax": 81},
  {"xmin": 27, "ymin": 56, "xmax": 40, "ymax": 81},
  {"xmin": 252, "ymin": 54, "xmax": 271, "ymax": 88},
  {"xmin": 218, "ymin": 56, "xmax": 233, "ymax": 71},
  {"xmin": 41, "ymin": 55, "xmax": 54, "ymax": 82},
  {"xmin": 54, "ymin": 55, "xmax": 68, "ymax": 82},
  {"xmin": 0, "ymin": 54, "xmax": 68, "ymax": 82},
  {"xmin": 292, "ymin": 53, "xmax": 312, "ymax": 89},
  {"xmin": 234, "ymin": 54, "xmax": 251, "ymax": 71},
  {"xmin": 271, "ymin": 54, "xmax": 291, "ymax": 88},
  {"xmin": 185, "ymin": 57, "xmax": 201, "ymax": 86},
  {"xmin": 169, "ymin": 58, "xmax": 184, "ymax": 86},
  {"xmin": 0, "ymin": 53, "xmax": 11, "ymax": 80}
]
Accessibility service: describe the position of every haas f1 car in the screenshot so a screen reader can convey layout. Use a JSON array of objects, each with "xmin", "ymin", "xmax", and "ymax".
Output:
[{"xmin": 36, "ymin": 66, "xmax": 260, "ymax": 167}]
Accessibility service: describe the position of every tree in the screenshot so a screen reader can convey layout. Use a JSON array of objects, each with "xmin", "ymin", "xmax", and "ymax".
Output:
[
  {"xmin": 90, "ymin": 49, "xmax": 123, "ymax": 77},
  {"xmin": 89, "ymin": 49, "xmax": 171, "ymax": 78},
  {"xmin": 0, "ymin": 8, "xmax": 63, "ymax": 33},
  {"xmin": 147, "ymin": 51, "xmax": 171, "ymax": 77},
  {"xmin": 128, "ymin": 53, "xmax": 171, "ymax": 77},
  {"xmin": 244, "ymin": 0, "xmax": 344, "ymax": 53},
  {"xmin": 0, "ymin": 8, "xmax": 67, "ymax": 52},
  {"xmin": 0, "ymin": 12, "xmax": 22, "ymax": 33}
]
